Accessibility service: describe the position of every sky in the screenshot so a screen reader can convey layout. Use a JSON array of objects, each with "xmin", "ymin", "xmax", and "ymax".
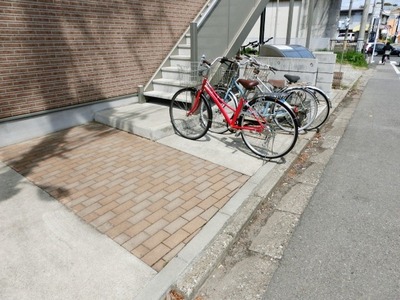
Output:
[{"xmin": 341, "ymin": 0, "xmax": 400, "ymax": 9}]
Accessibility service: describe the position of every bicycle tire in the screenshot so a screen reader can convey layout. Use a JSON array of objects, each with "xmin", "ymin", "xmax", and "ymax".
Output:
[
  {"xmin": 303, "ymin": 86, "xmax": 331, "ymax": 130},
  {"xmin": 203, "ymin": 86, "xmax": 238, "ymax": 134},
  {"xmin": 240, "ymin": 96, "xmax": 298, "ymax": 159},
  {"xmin": 169, "ymin": 87, "xmax": 211, "ymax": 140},
  {"xmin": 282, "ymin": 87, "xmax": 318, "ymax": 131}
]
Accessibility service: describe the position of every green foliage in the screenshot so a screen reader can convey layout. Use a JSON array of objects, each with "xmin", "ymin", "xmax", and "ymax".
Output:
[
  {"xmin": 335, "ymin": 50, "xmax": 368, "ymax": 68},
  {"xmin": 241, "ymin": 47, "xmax": 258, "ymax": 56}
]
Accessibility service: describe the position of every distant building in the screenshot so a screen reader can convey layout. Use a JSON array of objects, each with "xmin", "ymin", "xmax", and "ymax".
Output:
[{"xmin": 339, "ymin": 2, "xmax": 400, "ymax": 43}]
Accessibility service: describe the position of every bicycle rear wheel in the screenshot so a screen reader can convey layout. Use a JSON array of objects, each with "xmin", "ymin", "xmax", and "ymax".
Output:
[
  {"xmin": 283, "ymin": 87, "xmax": 318, "ymax": 131},
  {"xmin": 304, "ymin": 87, "xmax": 331, "ymax": 130},
  {"xmin": 240, "ymin": 96, "xmax": 298, "ymax": 159},
  {"xmin": 169, "ymin": 87, "xmax": 211, "ymax": 140}
]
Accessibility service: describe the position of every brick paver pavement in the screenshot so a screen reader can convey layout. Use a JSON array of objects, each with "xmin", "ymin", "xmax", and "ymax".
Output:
[{"xmin": 0, "ymin": 123, "xmax": 249, "ymax": 271}]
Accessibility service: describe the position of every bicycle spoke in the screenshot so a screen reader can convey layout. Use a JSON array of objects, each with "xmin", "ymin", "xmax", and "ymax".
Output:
[
  {"xmin": 240, "ymin": 97, "xmax": 298, "ymax": 159},
  {"xmin": 169, "ymin": 88, "xmax": 211, "ymax": 140},
  {"xmin": 305, "ymin": 87, "xmax": 330, "ymax": 130}
]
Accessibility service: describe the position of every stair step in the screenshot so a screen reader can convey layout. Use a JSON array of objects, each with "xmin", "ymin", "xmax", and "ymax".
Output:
[
  {"xmin": 162, "ymin": 66, "xmax": 189, "ymax": 72},
  {"xmin": 184, "ymin": 34, "xmax": 191, "ymax": 45},
  {"xmin": 153, "ymin": 78, "xmax": 199, "ymax": 87},
  {"xmin": 144, "ymin": 90, "xmax": 175, "ymax": 100},
  {"xmin": 94, "ymin": 103, "xmax": 173, "ymax": 141},
  {"xmin": 178, "ymin": 44, "xmax": 190, "ymax": 49},
  {"xmin": 161, "ymin": 66, "xmax": 188, "ymax": 80},
  {"xmin": 170, "ymin": 55, "xmax": 191, "ymax": 68},
  {"xmin": 161, "ymin": 66, "xmax": 199, "ymax": 82},
  {"xmin": 144, "ymin": 88, "xmax": 199, "ymax": 102},
  {"xmin": 170, "ymin": 55, "xmax": 190, "ymax": 60},
  {"xmin": 177, "ymin": 44, "xmax": 191, "ymax": 56},
  {"xmin": 151, "ymin": 78, "xmax": 197, "ymax": 95}
]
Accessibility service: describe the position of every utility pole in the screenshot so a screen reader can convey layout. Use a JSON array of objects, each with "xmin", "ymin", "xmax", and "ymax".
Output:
[
  {"xmin": 367, "ymin": 0, "xmax": 378, "ymax": 43},
  {"xmin": 344, "ymin": 0, "xmax": 353, "ymax": 51},
  {"xmin": 357, "ymin": 0, "xmax": 371, "ymax": 52},
  {"xmin": 370, "ymin": 0, "xmax": 384, "ymax": 63},
  {"xmin": 286, "ymin": 0, "xmax": 295, "ymax": 44},
  {"xmin": 306, "ymin": 0, "xmax": 314, "ymax": 48},
  {"xmin": 274, "ymin": 0, "xmax": 279, "ymax": 43},
  {"xmin": 340, "ymin": 0, "xmax": 353, "ymax": 73},
  {"xmin": 259, "ymin": 8, "xmax": 266, "ymax": 46}
]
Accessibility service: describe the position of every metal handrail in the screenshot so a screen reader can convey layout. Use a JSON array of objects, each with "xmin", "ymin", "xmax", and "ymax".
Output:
[
  {"xmin": 191, "ymin": 0, "xmax": 221, "ymax": 68},
  {"xmin": 196, "ymin": 0, "xmax": 221, "ymax": 30}
]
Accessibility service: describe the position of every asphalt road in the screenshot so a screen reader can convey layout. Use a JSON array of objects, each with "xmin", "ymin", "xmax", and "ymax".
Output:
[{"xmin": 263, "ymin": 62, "xmax": 400, "ymax": 298}]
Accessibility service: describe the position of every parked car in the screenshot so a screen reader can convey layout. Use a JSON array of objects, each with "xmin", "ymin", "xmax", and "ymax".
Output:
[
  {"xmin": 392, "ymin": 44, "xmax": 400, "ymax": 56},
  {"xmin": 336, "ymin": 33, "xmax": 355, "ymax": 42},
  {"xmin": 365, "ymin": 42, "xmax": 400, "ymax": 56},
  {"xmin": 365, "ymin": 42, "xmax": 384, "ymax": 55}
]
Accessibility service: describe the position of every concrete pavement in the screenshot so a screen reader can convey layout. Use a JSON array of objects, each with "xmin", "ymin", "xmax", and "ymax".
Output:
[
  {"xmin": 0, "ymin": 161, "xmax": 156, "ymax": 299},
  {"xmin": 0, "ymin": 64, "xmax": 363, "ymax": 300}
]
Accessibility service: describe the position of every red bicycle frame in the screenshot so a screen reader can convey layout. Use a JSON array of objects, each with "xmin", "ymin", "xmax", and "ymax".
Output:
[{"xmin": 189, "ymin": 76, "xmax": 267, "ymax": 133}]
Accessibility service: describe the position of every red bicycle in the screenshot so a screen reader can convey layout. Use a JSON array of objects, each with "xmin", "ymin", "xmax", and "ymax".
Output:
[{"xmin": 169, "ymin": 56, "xmax": 299, "ymax": 159}]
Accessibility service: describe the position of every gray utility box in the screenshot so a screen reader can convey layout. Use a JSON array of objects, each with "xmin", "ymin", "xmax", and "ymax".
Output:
[
  {"xmin": 257, "ymin": 44, "xmax": 335, "ymax": 96},
  {"xmin": 255, "ymin": 56, "xmax": 317, "ymax": 88},
  {"xmin": 259, "ymin": 44, "xmax": 315, "ymax": 58}
]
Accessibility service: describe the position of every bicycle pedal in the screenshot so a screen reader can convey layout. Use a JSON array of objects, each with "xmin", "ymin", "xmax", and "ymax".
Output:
[{"xmin": 235, "ymin": 130, "xmax": 241, "ymax": 137}]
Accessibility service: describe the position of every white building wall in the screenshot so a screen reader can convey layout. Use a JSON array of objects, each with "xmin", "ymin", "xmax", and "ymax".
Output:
[
  {"xmin": 243, "ymin": 0, "xmax": 340, "ymax": 51},
  {"xmin": 244, "ymin": 1, "xmax": 302, "ymax": 45}
]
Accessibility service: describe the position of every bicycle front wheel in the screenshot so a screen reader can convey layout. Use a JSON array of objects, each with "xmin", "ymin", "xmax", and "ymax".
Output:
[
  {"xmin": 169, "ymin": 87, "xmax": 211, "ymax": 140},
  {"xmin": 240, "ymin": 97, "xmax": 298, "ymax": 159}
]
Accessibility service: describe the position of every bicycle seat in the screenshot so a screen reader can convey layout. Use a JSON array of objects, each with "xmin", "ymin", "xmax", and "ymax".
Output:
[
  {"xmin": 268, "ymin": 79, "xmax": 286, "ymax": 89},
  {"xmin": 237, "ymin": 79, "xmax": 259, "ymax": 90},
  {"xmin": 284, "ymin": 74, "xmax": 300, "ymax": 83}
]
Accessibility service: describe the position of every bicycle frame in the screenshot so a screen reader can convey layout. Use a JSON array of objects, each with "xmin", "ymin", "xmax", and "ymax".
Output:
[{"xmin": 190, "ymin": 75, "xmax": 266, "ymax": 134}]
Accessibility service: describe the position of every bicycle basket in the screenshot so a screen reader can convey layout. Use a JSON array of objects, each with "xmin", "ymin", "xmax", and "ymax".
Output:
[
  {"xmin": 176, "ymin": 63, "xmax": 204, "ymax": 87},
  {"xmin": 256, "ymin": 67, "xmax": 270, "ymax": 83},
  {"xmin": 242, "ymin": 65, "xmax": 256, "ymax": 80},
  {"xmin": 209, "ymin": 59, "xmax": 239, "ymax": 87},
  {"xmin": 243, "ymin": 65, "xmax": 270, "ymax": 83}
]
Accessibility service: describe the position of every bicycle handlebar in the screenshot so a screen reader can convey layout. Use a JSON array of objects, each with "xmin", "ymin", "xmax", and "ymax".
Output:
[
  {"xmin": 200, "ymin": 55, "xmax": 239, "ymax": 68},
  {"xmin": 242, "ymin": 40, "xmax": 259, "ymax": 49},
  {"xmin": 199, "ymin": 54, "xmax": 279, "ymax": 77},
  {"xmin": 243, "ymin": 37, "xmax": 274, "ymax": 49},
  {"xmin": 238, "ymin": 54, "xmax": 279, "ymax": 74}
]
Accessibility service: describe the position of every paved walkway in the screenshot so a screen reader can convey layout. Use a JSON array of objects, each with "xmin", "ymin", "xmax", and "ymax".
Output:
[{"xmin": 0, "ymin": 123, "xmax": 248, "ymax": 272}]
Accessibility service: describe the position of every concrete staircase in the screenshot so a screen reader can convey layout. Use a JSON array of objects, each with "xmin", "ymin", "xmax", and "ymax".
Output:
[{"xmin": 143, "ymin": 34, "xmax": 198, "ymax": 102}]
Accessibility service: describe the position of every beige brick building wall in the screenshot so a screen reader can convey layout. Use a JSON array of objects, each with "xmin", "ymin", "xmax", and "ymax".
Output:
[{"xmin": 0, "ymin": 0, "xmax": 207, "ymax": 119}]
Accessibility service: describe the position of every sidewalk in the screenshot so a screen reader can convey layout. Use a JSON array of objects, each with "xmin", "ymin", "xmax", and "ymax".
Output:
[{"xmin": 0, "ymin": 64, "xmax": 363, "ymax": 300}]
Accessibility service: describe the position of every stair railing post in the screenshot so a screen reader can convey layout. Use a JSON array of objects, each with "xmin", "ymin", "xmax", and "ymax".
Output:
[
  {"xmin": 138, "ymin": 85, "xmax": 145, "ymax": 103},
  {"xmin": 190, "ymin": 22, "xmax": 198, "ymax": 83}
]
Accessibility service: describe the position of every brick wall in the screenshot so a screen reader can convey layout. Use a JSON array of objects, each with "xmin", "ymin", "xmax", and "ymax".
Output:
[{"xmin": 0, "ymin": 0, "xmax": 207, "ymax": 119}]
